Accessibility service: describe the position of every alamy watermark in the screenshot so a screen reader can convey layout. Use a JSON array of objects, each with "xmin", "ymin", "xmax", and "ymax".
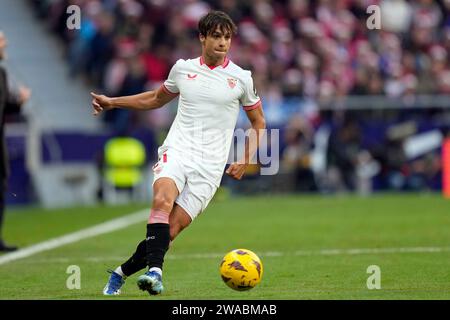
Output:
[
  {"xmin": 66, "ymin": 4, "xmax": 382, "ymax": 31},
  {"xmin": 66, "ymin": 265, "xmax": 81, "ymax": 290},
  {"xmin": 168, "ymin": 127, "xmax": 280, "ymax": 176},
  {"xmin": 229, "ymin": 128, "xmax": 279, "ymax": 176},
  {"xmin": 66, "ymin": 5, "xmax": 81, "ymax": 30},
  {"xmin": 366, "ymin": 265, "xmax": 381, "ymax": 290},
  {"xmin": 366, "ymin": 5, "xmax": 381, "ymax": 30}
]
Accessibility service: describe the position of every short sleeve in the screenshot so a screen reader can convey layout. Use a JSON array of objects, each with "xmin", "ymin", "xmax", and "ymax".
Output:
[
  {"xmin": 240, "ymin": 71, "xmax": 261, "ymax": 111},
  {"xmin": 162, "ymin": 60, "xmax": 181, "ymax": 95}
]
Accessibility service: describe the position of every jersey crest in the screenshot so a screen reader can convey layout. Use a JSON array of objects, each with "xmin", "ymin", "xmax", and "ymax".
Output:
[{"xmin": 227, "ymin": 78, "xmax": 237, "ymax": 89}]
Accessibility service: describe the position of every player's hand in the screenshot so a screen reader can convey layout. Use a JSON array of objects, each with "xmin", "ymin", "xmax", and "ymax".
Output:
[
  {"xmin": 91, "ymin": 92, "xmax": 113, "ymax": 116},
  {"xmin": 18, "ymin": 86, "xmax": 31, "ymax": 105},
  {"xmin": 226, "ymin": 162, "xmax": 247, "ymax": 180}
]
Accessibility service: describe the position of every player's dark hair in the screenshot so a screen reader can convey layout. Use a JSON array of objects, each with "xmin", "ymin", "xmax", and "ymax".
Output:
[{"xmin": 198, "ymin": 11, "xmax": 237, "ymax": 37}]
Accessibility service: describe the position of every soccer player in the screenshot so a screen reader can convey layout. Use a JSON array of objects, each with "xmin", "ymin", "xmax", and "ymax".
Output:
[{"xmin": 91, "ymin": 11, "xmax": 266, "ymax": 296}]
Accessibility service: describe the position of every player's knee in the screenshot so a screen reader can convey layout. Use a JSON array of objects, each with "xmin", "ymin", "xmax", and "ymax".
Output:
[{"xmin": 152, "ymin": 193, "xmax": 174, "ymax": 212}]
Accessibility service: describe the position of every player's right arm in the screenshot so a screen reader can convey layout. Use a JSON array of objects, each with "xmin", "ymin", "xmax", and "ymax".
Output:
[{"xmin": 90, "ymin": 86, "xmax": 177, "ymax": 116}]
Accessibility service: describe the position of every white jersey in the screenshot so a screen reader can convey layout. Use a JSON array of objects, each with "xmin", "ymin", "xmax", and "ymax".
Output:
[{"xmin": 160, "ymin": 56, "xmax": 261, "ymax": 186}]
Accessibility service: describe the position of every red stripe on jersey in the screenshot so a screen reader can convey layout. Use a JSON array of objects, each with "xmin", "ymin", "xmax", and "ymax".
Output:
[
  {"xmin": 163, "ymin": 153, "xmax": 167, "ymax": 163},
  {"xmin": 222, "ymin": 57, "xmax": 230, "ymax": 68},
  {"xmin": 199, "ymin": 56, "xmax": 230, "ymax": 69},
  {"xmin": 243, "ymin": 100, "xmax": 262, "ymax": 111},
  {"xmin": 161, "ymin": 84, "xmax": 179, "ymax": 96}
]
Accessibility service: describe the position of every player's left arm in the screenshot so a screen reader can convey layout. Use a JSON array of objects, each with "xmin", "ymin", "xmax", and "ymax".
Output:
[{"xmin": 226, "ymin": 104, "xmax": 266, "ymax": 180}]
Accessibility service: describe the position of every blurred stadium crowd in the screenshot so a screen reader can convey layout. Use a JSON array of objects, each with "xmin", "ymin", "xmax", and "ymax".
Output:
[{"xmin": 26, "ymin": 0, "xmax": 450, "ymax": 194}]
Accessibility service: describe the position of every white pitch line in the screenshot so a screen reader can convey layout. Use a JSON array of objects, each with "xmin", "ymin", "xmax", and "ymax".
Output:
[
  {"xmin": 296, "ymin": 246, "xmax": 450, "ymax": 256},
  {"xmin": 165, "ymin": 246, "xmax": 450, "ymax": 258},
  {"xmin": 0, "ymin": 209, "xmax": 149, "ymax": 266},
  {"xmin": 11, "ymin": 246, "xmax": 450, "ymax": 265}
]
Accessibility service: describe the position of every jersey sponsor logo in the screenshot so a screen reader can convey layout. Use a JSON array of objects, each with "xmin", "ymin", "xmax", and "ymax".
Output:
[
  {"xmin": 227, "ymin": 78, "xmax": 237, "ymax": 89},
  {"xmin": 187, "ymin": 73, "xmax": 198, "ymax": 79}
]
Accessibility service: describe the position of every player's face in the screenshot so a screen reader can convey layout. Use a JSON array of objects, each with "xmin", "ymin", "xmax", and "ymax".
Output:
[
  {"xmin": 201, "ymin": 26, "xmax": 232, "ymax": 61},
  {"xmin": 0, "ymin": 32, "xmax": 6, "ymax": 61}
]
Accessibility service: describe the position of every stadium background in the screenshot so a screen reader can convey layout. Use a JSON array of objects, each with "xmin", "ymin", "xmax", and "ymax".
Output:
[
  {"xmin": 0, "ymin": 0, "xmax": 450, "ymax": 300},
  {"xmin": 4, "ymin": 0, "xmax": 450, "ymax": 206}
]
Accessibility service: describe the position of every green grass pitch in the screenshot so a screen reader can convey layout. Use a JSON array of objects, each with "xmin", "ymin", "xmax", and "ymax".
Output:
[{"xmin": 0, "ymin": 194, "xmax": 449, "ymax": 299}]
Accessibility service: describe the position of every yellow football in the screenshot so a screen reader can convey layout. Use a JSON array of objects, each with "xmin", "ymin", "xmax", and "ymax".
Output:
[{"xmin": 219, "ymin": 249, "xmax": 263, "ymax": 291}]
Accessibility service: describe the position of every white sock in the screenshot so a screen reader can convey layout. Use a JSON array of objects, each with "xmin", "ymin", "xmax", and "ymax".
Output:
[
  {"xmin": 149, "ymin": 267, "xmax": 162, "ymax": 276},
  {"xmin": 114, "ymin": 266, "xmax": 125, "ymax": 277}
]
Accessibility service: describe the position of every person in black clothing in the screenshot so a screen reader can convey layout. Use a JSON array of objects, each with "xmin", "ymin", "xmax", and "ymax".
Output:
[
  {"xmin": 326, "ymin": 118, "xmax": 363, "ymax": 191},
  {"xmin": 0, "ymin": 31, "xmax": 31, "ymax": 252}
]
